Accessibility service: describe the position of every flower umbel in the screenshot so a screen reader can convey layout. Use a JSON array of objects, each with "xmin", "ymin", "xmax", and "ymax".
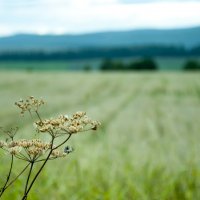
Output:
[
  {"xmin": 34, "ymin": 111, "xmax": 101, "ymax": 136},
  {"xmin": 0, "ymin": 96, "xmax": 100, "ymax": 200},
  {"xmin": 15, "ymin": 96, "xmax": 44, "ymax": 115},
  {"xmin": 0, "ymin": 140, "xmax": 7, "ymax": 148}
]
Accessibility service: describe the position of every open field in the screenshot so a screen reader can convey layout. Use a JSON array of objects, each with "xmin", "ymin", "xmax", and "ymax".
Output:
[{"xmin": 0, "ymin": 71, "xmax": 200, "ymax": 200}]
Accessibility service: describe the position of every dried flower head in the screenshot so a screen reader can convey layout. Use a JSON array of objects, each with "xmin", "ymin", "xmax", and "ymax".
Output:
[
  {"xmin": 15, "ymin": 96, "xmax": 44, "ymax": 115},
  {"xmin": 9, "ymin": 146, "xmax": 22, "ymax": 155},
  {"xmin": 5, "ymin": 139, "xmax": 52, "ymax": 161},
  {"xmin": 0, "ymin": 140, "xmax": 7, "ymax": 148},
  {"xmin": 0, "ymin": 127, "xmax": 18, "ymax": 139},
  {"xmin": 51, "ymin": 149, "xmax": 67, "ymax": 158},
  {"xmin": 0, "ymin": 96, "xmax": 101, "ymax": 200},
  {"xmin": 34, "ymin": 112, "xmax": 101, "ymax": 136}
]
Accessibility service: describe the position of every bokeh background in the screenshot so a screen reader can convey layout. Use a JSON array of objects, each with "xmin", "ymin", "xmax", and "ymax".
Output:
[{"xmin": 0, "ymin": 0, "xmax": 200, "ymax": 199}]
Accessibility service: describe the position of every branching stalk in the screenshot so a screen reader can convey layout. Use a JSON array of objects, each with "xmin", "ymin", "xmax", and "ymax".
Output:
[
  {"xmin": 0, "ymin": 155, "xmax": 14, "ymax": 198},
  {"xmin": 1, "ymin": 97, "xmax": 100, "ymax": 199},
  {"xmin": 24, "ymin": 162, "xmax": 34, "ymax": 197},
  {"xmin": 5, "ymin": 163, "xmax": 30, "ymax": 190},
  {"xmin": 21, "ymin": 136, "xmax": 55, "ymax": 200},
  {"xmin": 22, "ymin": 134, "xmax": 72, "ymax": 199}
]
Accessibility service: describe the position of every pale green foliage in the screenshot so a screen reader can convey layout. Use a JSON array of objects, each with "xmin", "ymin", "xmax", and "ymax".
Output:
[{"xmin": 0, "ymin": 71, "xmax": 200, "ymax": 199}]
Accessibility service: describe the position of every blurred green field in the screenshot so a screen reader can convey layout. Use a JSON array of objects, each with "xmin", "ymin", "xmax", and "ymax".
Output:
[{"xmin": 0, "ymin": 71, "xmax": 200, "ymax": 200}]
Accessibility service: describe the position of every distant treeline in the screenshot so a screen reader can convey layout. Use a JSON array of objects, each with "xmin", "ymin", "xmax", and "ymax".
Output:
[
  {"xmin": 0, "ymin": 45, "xmax": 200, "ymax": 61},
  {"xmin": 99, "ymin": 58, "xmax": 200, "ymax": 71},
  {"xmin": 100, "ymin": 58, "xmax": 158, "ymax": 70}
]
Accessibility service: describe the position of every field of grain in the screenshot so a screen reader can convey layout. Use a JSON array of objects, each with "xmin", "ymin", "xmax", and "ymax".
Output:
[{"xmin": 0, "ymin": 71, "xmax": 200, "ymax": 200}]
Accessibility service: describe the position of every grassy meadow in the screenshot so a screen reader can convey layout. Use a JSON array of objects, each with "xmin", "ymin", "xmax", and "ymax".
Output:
[{"xmin": 0, "ymin": 71, "xmax": 200, "ymax": 200}]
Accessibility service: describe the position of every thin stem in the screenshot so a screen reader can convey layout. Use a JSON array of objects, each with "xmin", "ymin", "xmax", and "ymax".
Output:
[
  {"xmin": 15, "ymin": 155, "xmax": 29, "ymax": 162},
  {"xmin": 24, "ymin": 148, "xmax": 32, "ymax": 160},
  {"xmin": 0, "ymin": 155, "xmax": 14, "ymax": 198},
  {"xmin": 23, "ymin": 162, "xmax": 34, "ymax": 197},
  {"xmin": 53, "ymin": 134, "xmax": 72, "ymax": 150},
  {"xmin": 5, "ymin": 163, "xmax": 30, "ymax": 190},
  {"xmin": 35, "ymin": 157, "xmax": 55, "ymax": 163},
  {"xmin": 35, "ymin": 111, "xmax": 42, "ymax": 122},
  {"xmin": 21, "ymin": 137, "xmax": 55, "ymax": 200},
  {"xmin": 22, "ymin": 134, "xmax": 72, "ymax": 199},
  {"xmin": 28, "ymin": 110, "xmax": 33, "ymax": 120},
  {"xmin": 19, "ymin": 152, "xmax": 29, "ymax": 160}
]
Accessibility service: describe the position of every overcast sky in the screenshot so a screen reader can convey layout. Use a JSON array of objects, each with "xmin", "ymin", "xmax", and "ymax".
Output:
[{"xmin": 0, "ymin": 0, "xmax": 200, "ymax": 36}]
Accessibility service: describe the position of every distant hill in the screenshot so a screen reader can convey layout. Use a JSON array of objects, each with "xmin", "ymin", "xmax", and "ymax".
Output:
[{"xmin": 0, "ymin": 26, "xmax": 200, "ymax": 51}]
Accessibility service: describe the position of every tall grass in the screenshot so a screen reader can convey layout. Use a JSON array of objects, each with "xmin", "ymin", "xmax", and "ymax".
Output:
[{"xmin": 0, "ymin": 71, "xmax": 200, "ymax": 199}]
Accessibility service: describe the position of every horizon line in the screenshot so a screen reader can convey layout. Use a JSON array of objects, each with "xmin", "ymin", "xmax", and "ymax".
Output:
[{"xmin": 1, "ymin": 25, "xmax": 200, "ymax": 38}]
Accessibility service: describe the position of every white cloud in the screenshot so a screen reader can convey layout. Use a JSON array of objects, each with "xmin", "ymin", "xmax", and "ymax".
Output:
[{"xmin": 0, "ymin": 0, "xmax": 200, "ymax": 35}]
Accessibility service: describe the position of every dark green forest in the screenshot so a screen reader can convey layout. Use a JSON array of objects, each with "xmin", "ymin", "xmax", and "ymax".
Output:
[{"xmin": 0, "ymin": 45, "xmax": 200, "ymax": 61}]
